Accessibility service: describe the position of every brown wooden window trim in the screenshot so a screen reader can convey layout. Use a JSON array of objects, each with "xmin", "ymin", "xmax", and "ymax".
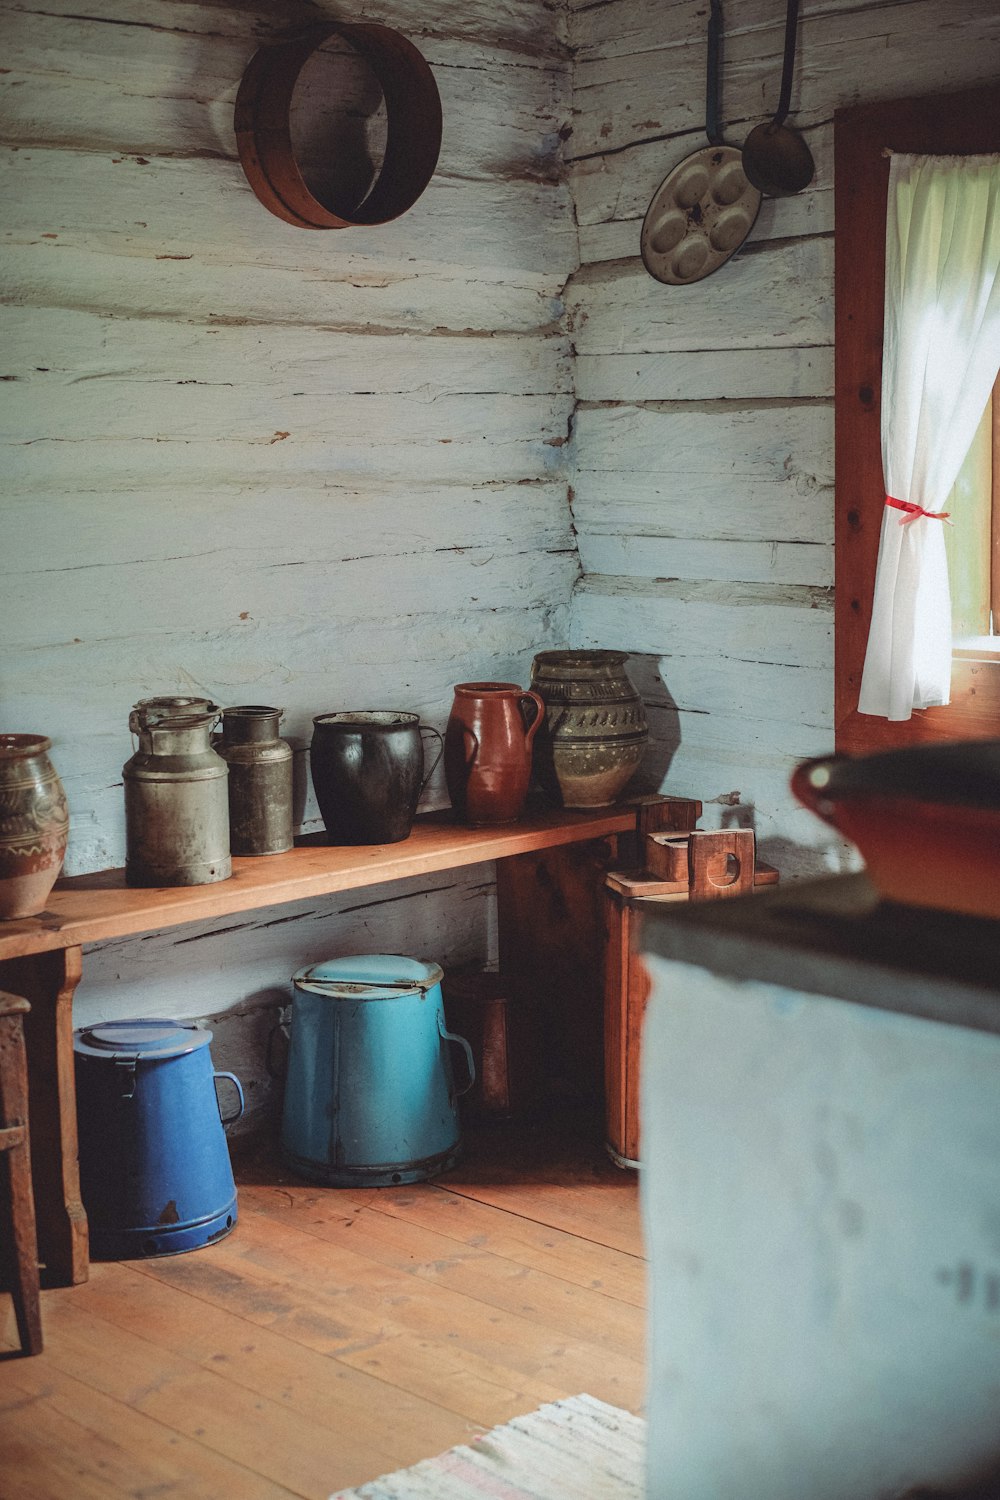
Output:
[{"xmin": 834, "ymin": 83, "xmax": 1000, "ymax": 756}]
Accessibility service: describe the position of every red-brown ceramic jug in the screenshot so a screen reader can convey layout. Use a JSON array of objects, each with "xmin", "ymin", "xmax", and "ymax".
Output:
[{"xmin": 444, "ymin": 682, "xmax": 545, "ymax": 826}]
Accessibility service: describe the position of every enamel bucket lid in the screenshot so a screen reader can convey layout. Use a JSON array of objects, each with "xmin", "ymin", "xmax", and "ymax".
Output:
[
  {"xmin": 292, "ymin": 953, "xmax": 444, "ymax": 1000},
  {"xmin": 74, "ymin": 1018, "xmax": 212, "ymax": 1061}
]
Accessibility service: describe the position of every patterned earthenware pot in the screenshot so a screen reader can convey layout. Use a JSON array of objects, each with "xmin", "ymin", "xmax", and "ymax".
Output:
[
  {"xmin": 0, "ymin": 734, "xmax": 70, "ymax": 919},
  {"xmin": 529, "ymin": 650, "xmax": 648, "ymax": 809}
]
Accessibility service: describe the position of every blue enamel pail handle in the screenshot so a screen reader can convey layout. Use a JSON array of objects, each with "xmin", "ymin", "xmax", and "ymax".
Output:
[
  {"xmin": 214, "ymin": 1070, "xmax": 245, "ymax": 1125},
  {"xmin": 437, "ymin": 1014, "xmax": 475, "ymax": 1098}
]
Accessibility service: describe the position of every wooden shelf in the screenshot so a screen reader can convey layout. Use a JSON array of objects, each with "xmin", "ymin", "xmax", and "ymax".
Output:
[
  {"xmin": 0, "ymin": 805, "xmax": 636, "ymax": 961},
  {"xmin": 1, "ymin": 798, "xmax": 653, "ymax": 1290}
]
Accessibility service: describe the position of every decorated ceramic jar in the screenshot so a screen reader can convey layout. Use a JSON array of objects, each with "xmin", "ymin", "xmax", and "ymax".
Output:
[
  {"xmin": 530, "ymin": 650, "xmax": 648, "ymax": 808},
  {"xmin": 0, "ymin": 734, "xmax": 70, "ymax": 919}
]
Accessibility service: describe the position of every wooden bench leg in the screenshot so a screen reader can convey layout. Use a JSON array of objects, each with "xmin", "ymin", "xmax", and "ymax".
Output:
[
  {"xmin": 603, "ymin": 891, "xmax": 651, "ymax": 1169},
  {"xmin": 0, "ymin": 1139, "xmax": 43, "ymax": 1354},
  {"xmin": 0, "ymin": 947, "xmax": 88, "ymax": 1287},
  {"xmin": 496, "ymin": 836, "xmax": 619, "ymax": 1106},
  {"xmin": 0, "ymin": 998, "xmax": 43, "ymax": 1354}
]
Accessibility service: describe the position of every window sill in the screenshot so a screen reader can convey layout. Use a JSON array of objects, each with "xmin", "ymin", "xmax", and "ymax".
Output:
[{"xmin": 952, "ymin": 636, "xmax": 1000, "ymax": 660}]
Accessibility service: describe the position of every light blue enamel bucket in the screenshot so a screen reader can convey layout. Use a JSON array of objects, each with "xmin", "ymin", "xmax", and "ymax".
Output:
[{"xmin": 281, "ymin": 954, "xmax": 475, "ymax": 1186}]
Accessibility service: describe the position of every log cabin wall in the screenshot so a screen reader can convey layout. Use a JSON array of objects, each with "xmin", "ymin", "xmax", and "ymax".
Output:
[
  {"xmin": 6, "ymin": 0, "xmax": 999, "ymax": 1131},
  {"xmin": 2, "ymin": 0, "xmax": 576, "ymax": 1128},
  {"xmin": 565, "ymin": 0, "xmax": 1000, "ymax": 877}
]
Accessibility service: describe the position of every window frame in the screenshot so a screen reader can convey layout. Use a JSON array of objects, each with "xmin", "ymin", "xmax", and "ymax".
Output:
[{"xmin": 834, "ymin": 83, "xmax": 1000, "ymax": 755}]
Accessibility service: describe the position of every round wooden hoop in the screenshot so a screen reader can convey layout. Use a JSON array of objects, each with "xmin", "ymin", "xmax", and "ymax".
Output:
[{"xmin": 234, "ymin": 22, "xmax": 442, "ymax": 230}]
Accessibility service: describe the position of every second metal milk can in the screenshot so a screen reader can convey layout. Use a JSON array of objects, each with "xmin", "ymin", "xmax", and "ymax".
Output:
[
  {"xmin": 124, "ymin": 711, "xmax": 231, "ymax": 887},
  {"xmin": 216, "ymin": 706, "xmax": 293, "ymax": 856}
]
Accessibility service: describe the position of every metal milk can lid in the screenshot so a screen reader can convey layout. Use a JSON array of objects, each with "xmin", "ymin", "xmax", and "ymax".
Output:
[
  {"xmin": 292, "ymin": 953, "xmax": 444, "ymax": 1000},
  {"xmin": 73, "ymin": 1018, "xmax": 212, "ymax": 1060}
]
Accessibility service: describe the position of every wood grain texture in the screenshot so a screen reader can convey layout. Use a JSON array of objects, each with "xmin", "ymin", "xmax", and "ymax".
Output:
[
  {"xmin": 0, "ymin": 809, "xmax": 634, "ymax": 963},
  {"xmin": 4, "ymin": 949, "xmax": 87, "ymax": 1288},
  {"xmin": 569, "ymin": 0, "xmax": 1000, "ymax": 160},
  {"xmin": 496, "ymin": 838, "xmax": 622, "ymax": 1106},
  {"xmin": 602, "ymin": 883, "xmax": 649, "ymax": 1167},
  {"xmin": 568, "ymin": 241, "xmax": 834, "ymax": 354},
  {"xmin": 2, "ymin": 1124, "xmax": 643, "ymax": 1498},
  {"xmin": 575, "ymin": 347, "xmax": 834, "ymax": 403},
  {"xmin": 564, "ymin": 0, "xmax": 999, "ymax": 880},
  {"xmin": 7, "ymin": 0, "xmax": 995, "ymax": 1116},
  {"xmin": 0, "ymin": 995, "xmax": 44, "ymax": 1355},
  {"xmin": 3, "ymin": 0, "xmax": 576, "ymax": 1069},
  {"xmin": 0, "ymin": 812, "xmax": 640, "ymax": 1284},
  {"xmin": 570, "ymin": 120, "xmax": 831, "ymax": 250}
]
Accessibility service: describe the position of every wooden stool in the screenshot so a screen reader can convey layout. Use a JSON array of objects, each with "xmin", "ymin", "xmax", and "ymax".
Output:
[{"xmin": 0, "ymin": 991, "xmax": 43, "ymax": 1355}]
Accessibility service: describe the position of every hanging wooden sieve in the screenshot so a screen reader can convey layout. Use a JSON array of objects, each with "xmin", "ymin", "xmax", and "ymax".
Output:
[{"xmin": 234, "ymin": 21, "xmax": 442, "ymax": 229}]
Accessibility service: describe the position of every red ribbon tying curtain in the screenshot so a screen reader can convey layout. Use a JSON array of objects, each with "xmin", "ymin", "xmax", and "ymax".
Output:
[{"xmin": 885, "ymin": 495, "xmax": 952, "ymax": 525}]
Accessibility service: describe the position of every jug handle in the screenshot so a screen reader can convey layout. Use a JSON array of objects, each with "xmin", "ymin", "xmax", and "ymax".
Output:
[
  {"xmin": 456, "ymin": 726, "xmax": 478, "ymax": 767},
  {"xmin": 419, "ymin": 724, "xmax": 445, "ymax": 789},
  {"xmin": 438, "ymin": 1014, "xmax": 475, "ymax": 1097},
  {"xmin": 520, "ymin": 691, "xmax": 546, "ymax": 747},
  {"xmin": 214, "ymin": 1070, "xmax": 245, "ymax": 1125}
]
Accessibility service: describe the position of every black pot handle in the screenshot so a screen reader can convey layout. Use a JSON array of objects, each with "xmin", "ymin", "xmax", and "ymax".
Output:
[{"xmin": 419, "ymin": 724, "xmax": 445, "ymax": 790}]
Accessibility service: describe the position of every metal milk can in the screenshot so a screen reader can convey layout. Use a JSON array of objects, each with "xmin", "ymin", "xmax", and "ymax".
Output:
[
  {"xmin": 130, "ymin": 696, "xmax": 218, "ymax": 745},
  {"xmin": 216, "ymin": 705, "xmax": 293, "ymax": 856},
  {"xmin": 124, "ymin": 711, "xmax": 231, "ymax": 886}
]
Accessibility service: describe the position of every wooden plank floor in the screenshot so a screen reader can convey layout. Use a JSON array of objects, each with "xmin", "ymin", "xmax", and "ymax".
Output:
[{"xmin": 0, "ymin": 1110, "xmax": 645, "ymax": 1499}]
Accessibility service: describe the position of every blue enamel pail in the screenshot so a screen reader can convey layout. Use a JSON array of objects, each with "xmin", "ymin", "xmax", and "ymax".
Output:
[
  {"xmin": 281, "ymin": 954, "xmax": 475, "ymax": 1186},
  {"xmin": 74, "ymin": 1018, "xmax": 244, "ymax": 1258}
]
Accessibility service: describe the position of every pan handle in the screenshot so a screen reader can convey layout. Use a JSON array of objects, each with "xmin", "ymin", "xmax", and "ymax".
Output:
[
  {"xmin": 774, "ymin": 0, "xmax": 801, "ymax": 128},
  {"xmin": 705, "ymin": 0, "xmax": 724, "ymax": 145}
]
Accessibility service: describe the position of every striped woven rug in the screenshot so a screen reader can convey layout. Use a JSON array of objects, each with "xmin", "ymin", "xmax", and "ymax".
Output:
[{"xmin": 329, "ymin": 1394, "xmax": 644, "ymax": 1500}]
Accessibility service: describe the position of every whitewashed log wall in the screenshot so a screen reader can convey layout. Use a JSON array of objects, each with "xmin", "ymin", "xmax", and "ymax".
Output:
[
  {"xmin": 565, "ymin": 0, "xmax": 1000, "ymax": 877},
  {"xmin": 5, "ymin": 0, "xmax": 999, "ymax": 1133},
  {"xmin": 1, "ymin": 0, "xmax": 575, "ymax": 1129}
]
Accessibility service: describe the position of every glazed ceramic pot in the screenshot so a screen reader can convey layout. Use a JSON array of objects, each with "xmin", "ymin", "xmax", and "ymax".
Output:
[
  {"xmin": 0, "ymin": 734, "xmax": 70, "ymax": 919},
  {"xmin": 444, "ymin": 682, "xmax": 545, "ymax": 825},
  {"xmin": 529, "ymin": 650, "xmax": 648, "ymax": 808},
  {"xmin": 791, "ymin": 739, "xmax": 1000, "ymax": 920},
  {"xmin": 310, "ymin": 712, "xmax": 443, "ymax": 845}
]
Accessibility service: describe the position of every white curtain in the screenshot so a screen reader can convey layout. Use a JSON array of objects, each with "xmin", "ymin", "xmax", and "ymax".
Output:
[{"xmin": 858, "ymin": 152, "xmax": 1000, "ymax": 721}]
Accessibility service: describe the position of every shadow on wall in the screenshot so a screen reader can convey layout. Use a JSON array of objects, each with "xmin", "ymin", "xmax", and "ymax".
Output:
[
  {"xmin": 904, "ymin": 1464, "xmax": 1000, "ymax": 1499},
  {"xmin": 200, "ymin": 986, "xmax": 291, "ymax": 1140},
  {"xmin": 626, "ymin": 652, "xmax": 681, "ymax": 793},
  {"xmin": 625, "ymin": 652, "xmax": 860, "ymax": 882}
]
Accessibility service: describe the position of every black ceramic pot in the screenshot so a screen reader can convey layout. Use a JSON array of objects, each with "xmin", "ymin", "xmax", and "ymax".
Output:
[{"xmin": 310, "ymin": 711, "xmax": 441, "ymax": 845}]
